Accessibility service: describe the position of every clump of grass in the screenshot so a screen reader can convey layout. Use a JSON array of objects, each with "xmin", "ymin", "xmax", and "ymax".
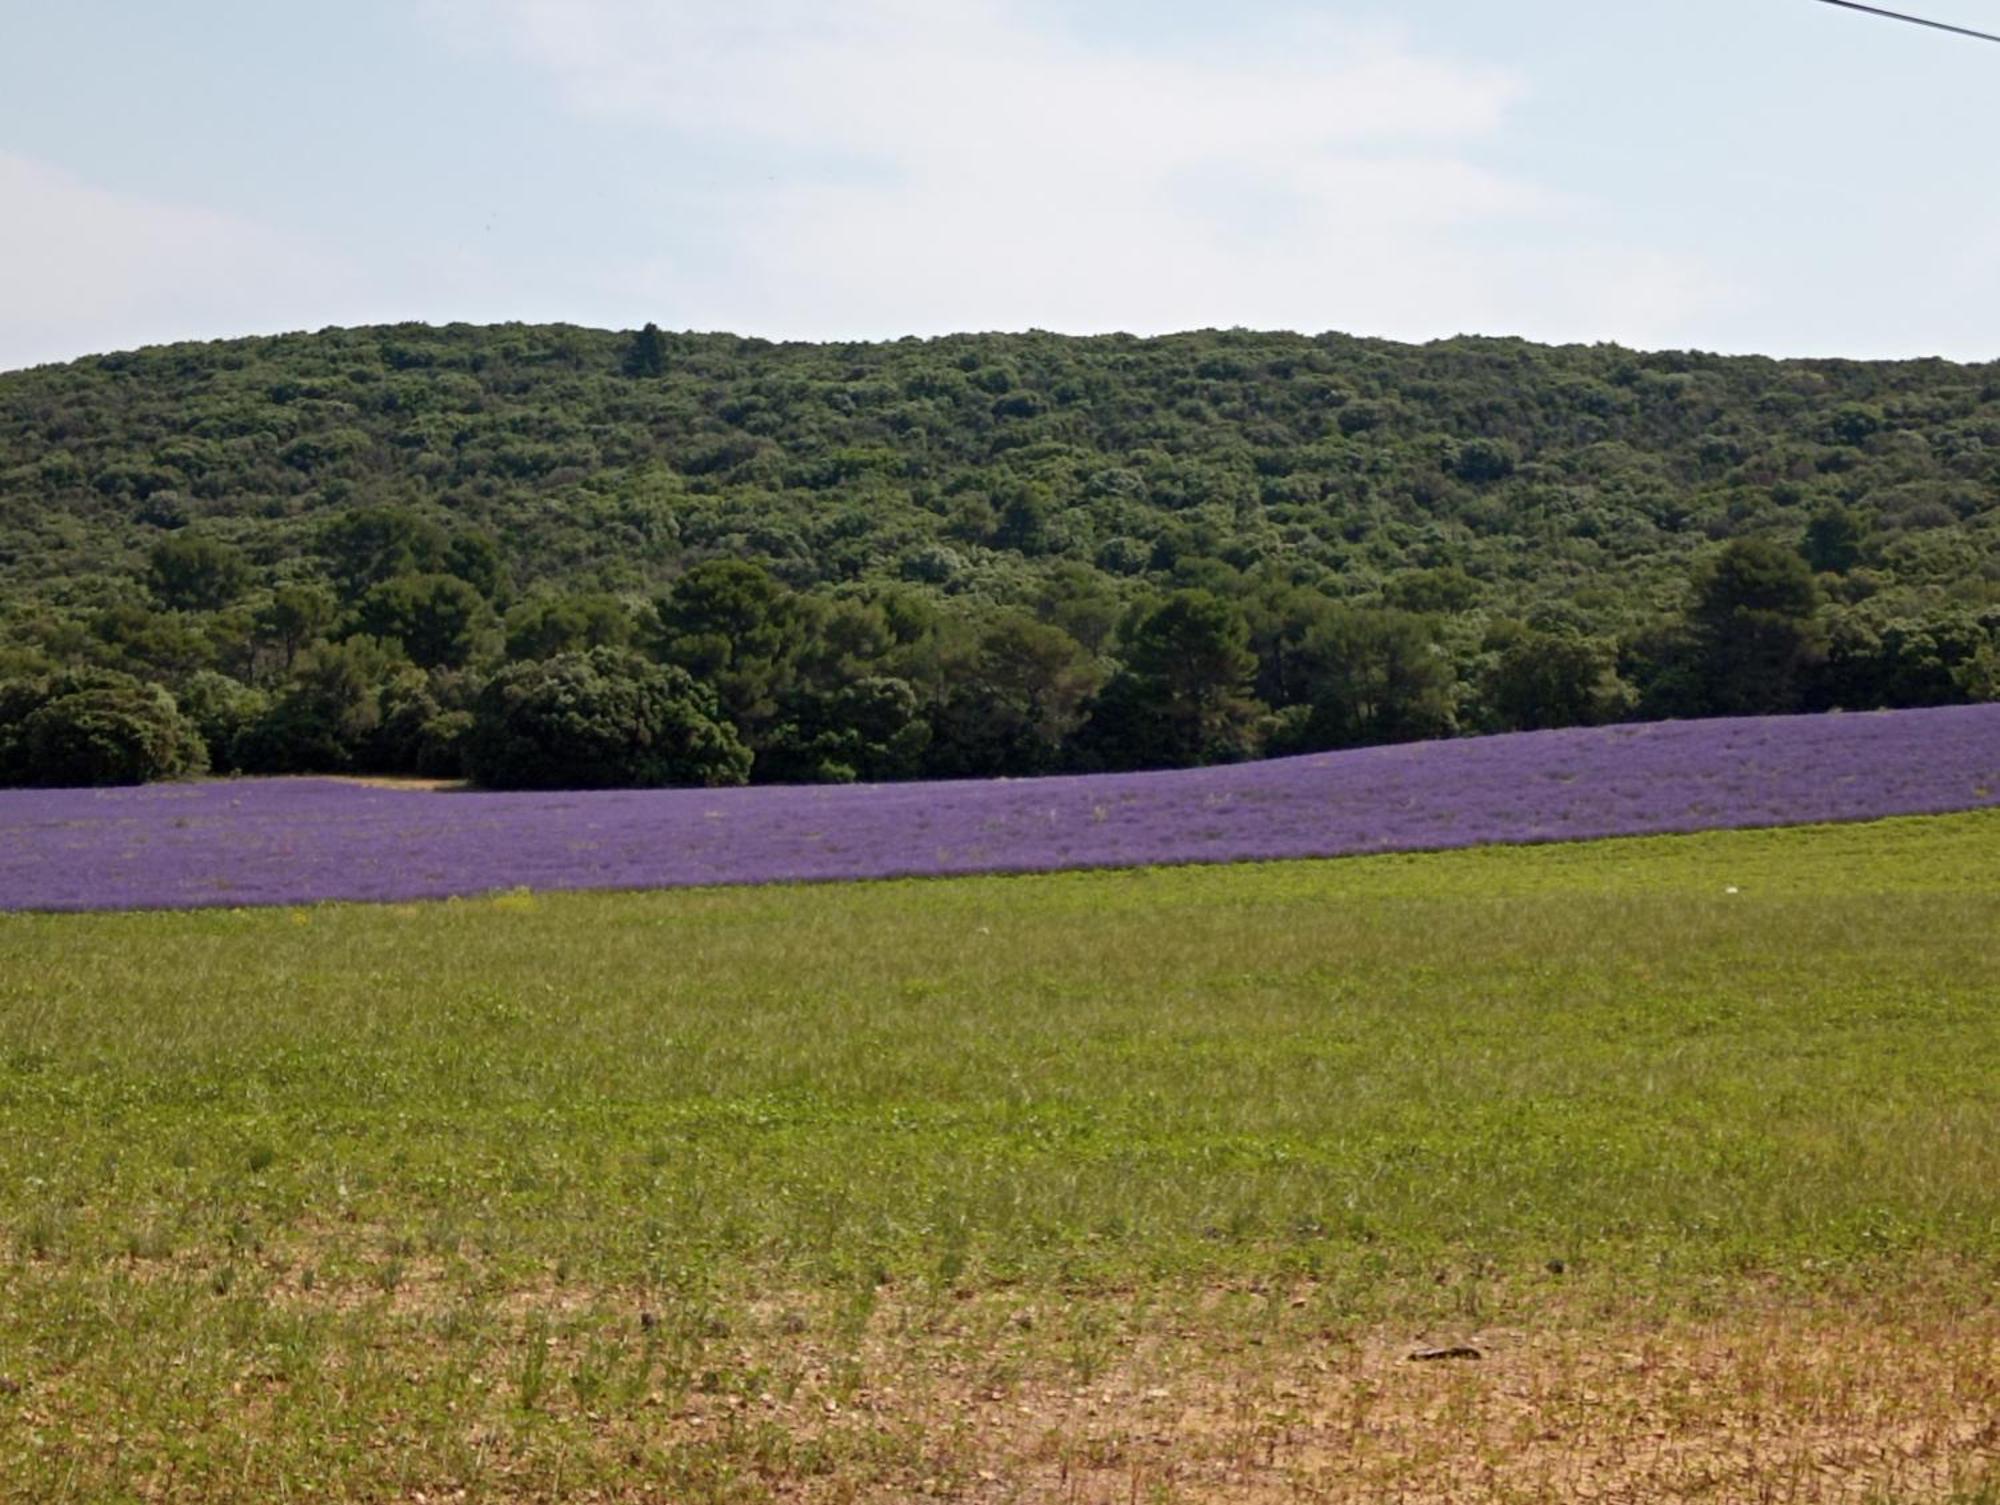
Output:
[
  {"xmin": 123, "ymin": 1221, "xmax": 173, "ymax": 1262},
  {"xmin": 516, "ymin": 1314, "xmax": 551, "ymax": 1412},
  {"xmin": 14, "ymin": 1207, "xmax": 61, "ymax": 1261}
]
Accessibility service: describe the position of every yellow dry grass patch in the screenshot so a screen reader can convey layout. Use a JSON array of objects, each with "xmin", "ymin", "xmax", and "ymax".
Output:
[
  {"xmin": 977, "ymin": 1309, "xmax": 1998, "ymax": 1503},
  {"xmin": 272, "ymin": 1276, "xmax": 2000, "ymax": 1501}
]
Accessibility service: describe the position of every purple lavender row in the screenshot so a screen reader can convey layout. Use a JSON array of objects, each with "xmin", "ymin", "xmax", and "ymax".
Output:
[{"xmin": 2, "ymin": 706, "xmax": 1996, "ymax": 913}]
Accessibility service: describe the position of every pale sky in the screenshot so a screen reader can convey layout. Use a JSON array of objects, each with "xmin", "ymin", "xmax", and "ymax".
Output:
[{"xmin": 3, "ymin": 0, "xmax": 1997, "ymax": 371}]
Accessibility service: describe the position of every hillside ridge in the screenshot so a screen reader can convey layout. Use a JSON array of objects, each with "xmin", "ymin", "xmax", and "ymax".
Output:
[{"xmin": 1, "ymin": 321, "xmax": 1995, "ymax": 786}]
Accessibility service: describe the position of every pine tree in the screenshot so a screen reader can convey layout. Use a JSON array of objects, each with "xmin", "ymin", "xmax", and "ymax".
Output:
[{"xmin": 622, "ymin": 321, "xmax": 668, "ymax": 378}]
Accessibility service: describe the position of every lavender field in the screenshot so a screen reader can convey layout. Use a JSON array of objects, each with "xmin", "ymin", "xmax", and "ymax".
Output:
[{"xmin": 3, "ymin": 705, "xmax": 1996, "ymax": 912}]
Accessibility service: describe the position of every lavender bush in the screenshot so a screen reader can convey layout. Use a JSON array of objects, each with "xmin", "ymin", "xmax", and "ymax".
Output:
[{"xmin": 3, "ymin": 706, "xmax": 1995, "ymax": 913}]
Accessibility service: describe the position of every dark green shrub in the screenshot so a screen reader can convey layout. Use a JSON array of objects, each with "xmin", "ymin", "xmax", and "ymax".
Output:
[
  {"xmin": 354, "ymin": 574, "xmax": 491, "ymax": 669},
  {"xmin": 147, "ymin": 534, "xmax": 254, "ymax": 611},
  {"xmin": 465, "ymin": 648, "xmax": 750, "ymax": 790},
  {"xmin": 0, "ymin": 671, "xmax": 208, "ymax": 786},
  {"xmin": 175, "ymin": 671, "xmax": 269, "ymax": 773},
  {"xmin": 233, "ymin": 637, "xmax": 405, "ymax": 774}
]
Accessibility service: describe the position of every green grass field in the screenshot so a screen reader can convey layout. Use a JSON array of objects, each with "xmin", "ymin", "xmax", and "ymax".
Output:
[{"xmin": 3, "ymin": 813, "xmax": 1997, "ymax": 1502}]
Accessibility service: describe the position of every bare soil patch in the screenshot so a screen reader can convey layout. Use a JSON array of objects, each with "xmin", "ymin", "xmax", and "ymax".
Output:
[{"xmin": 179, "ymin": 1269, "xmax": 2000, "ymax": 1501}]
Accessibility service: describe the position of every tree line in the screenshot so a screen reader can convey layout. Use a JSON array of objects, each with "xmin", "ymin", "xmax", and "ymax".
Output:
[
  {"xmin": 0, "ymin": 322, "xmax": 1994, "ymax": 786},
  {"xmin": 1, "ymin": 502, "xmax": 1992, "ymax": 787}
]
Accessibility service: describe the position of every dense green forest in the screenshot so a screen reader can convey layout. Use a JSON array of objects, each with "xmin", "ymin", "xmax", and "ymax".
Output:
[{"xmin": 1, "ymin": 322, "xmax": 1996, "ymax": 787}]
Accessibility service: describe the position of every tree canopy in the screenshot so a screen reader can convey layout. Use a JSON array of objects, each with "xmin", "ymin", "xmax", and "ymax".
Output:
[
  {"xmin": 0, "ymin": 321, "xmax": 1994, "ymax": 786},
  {"xmin": 463, "ymin": 647, "xmax": 750, "ymax": 791}
]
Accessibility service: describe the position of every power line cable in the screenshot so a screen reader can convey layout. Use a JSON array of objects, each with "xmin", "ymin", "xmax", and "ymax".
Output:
[{"xmin": 1810, "ymin": 0, "xmax": 2000, "ymax": 45}]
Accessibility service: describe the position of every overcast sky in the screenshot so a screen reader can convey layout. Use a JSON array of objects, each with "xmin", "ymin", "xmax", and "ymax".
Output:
[{"xmin": 3, "ymin": 0, "xmax": 1997, "ymax": 371}]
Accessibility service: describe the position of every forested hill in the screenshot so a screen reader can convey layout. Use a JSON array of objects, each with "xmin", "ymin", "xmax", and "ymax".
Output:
[{"xmin": 1, "ymin": 322, "xmax": 1996, "ymax": 788}]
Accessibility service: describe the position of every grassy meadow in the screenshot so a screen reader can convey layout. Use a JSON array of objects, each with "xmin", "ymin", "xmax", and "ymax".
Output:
[{"xmin": 2, "ymin": 812, "xmax": 1998, "ymax": 1501}]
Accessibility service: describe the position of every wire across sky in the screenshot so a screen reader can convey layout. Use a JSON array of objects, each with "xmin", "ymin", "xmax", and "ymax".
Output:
[{"xmin": 1810, "ymin": 0, "xmax": 2000, "ymax": 45}]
